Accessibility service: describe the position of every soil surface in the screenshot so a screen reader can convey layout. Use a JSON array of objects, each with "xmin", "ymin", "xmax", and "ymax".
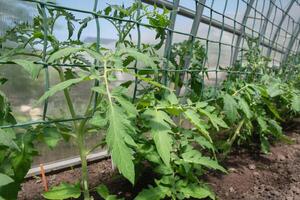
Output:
[{"xmin": 19, "ymin": 124, "xmax": 300, "ymax": 200}]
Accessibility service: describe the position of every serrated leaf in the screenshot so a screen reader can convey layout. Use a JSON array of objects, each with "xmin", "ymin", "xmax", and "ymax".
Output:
[
  {"xmin": 48, "ymin": 47, "xmax": 82, "ymax": 63},
  {"xmin": 194, "ymin": 136, "xmax": 215, "ymax": 151},
  {"xmin": 179, "ymin": 184, "xmax": 215, "ymax": 200},
  {"xmin": 198, "ymin": 108, "xmax": 228, "ymax": 131},
  {"xmin": 89, "ymin": 112, "xmax": 107, "ymax": 127},
  {"xmin": 92, "ymin": 85, "xmax": 107, "ymax": 95},
  {"xmin": 43, "ymin": 182, "xmax": 81, "ymax": 200},
  {"xmin": 267, "ymin": 84, "xmax": 284, "ymax": 97},
  {"xmin": 291, "ymin": 94, "xmax": 300, "ymax": 112},
  {"xmin": 260, "ymin": 135, "xmax": 270, "ymax": 153},
  {"xmin": 13, "ymin": 59, "xmax": 42, "ymax": 79},
  {"xmin": 223, "ymin": 94, "xmax": 239, "ymax": 123},
  {"xmin": 263, "ymin": 99, "xmax": 282, "ymax": 120},
  {"xmin": 0, "ymin": 173, "xmax": 14, "ymax": 187},
  {"xmin": 164, "ymin": 91, "xmax": 178, "ymax": 105},
  {"xmin": 238, "ymin": 97, "xmax": 252, "ymax": 119},
  {"xmin": 135, "ymin": 186, "xmax": 168, "ymax": 200},
  {"xmin": 257, "ymin": 117, "xmax": 268, "ymax": 133},
  {"xmin": 196, "ymin": 102, "xmax": 208, "ymax": 109},
  {"xmin": 106, "ymin": 105, "xmax": 135, "ymax": 184},
  {"xmin": 0, "ymin": 129, "xmax": 19, "ymax": 150},
  {"xmin": 113, "ymin": 94, "xmax": 137, "ymax": 117},
  {"xmin": 143, "ymin": 109, "xmax": 174, "ymax": 167},
  {"xmin": 42, "ymin": 127, "xmax": 62, "ymax": 149},
  {"xmin": 96, "ymin": 184, "xmax": 121, "ymax": 200},
  {"xmin": 182, "ymin": 150, "xmax": 226, "ymax": 173},
  {"xmin": 127, "ymin": 72, "xmax": 171, "ymax": 91},
  {"xmin": 184, "ymin": 109, "xmax": 212, "ymax": 143},
  {"xmin": 119, "ymin": 48, "xmax": 156, "ymax": 68},
  {"xmin": 37, "ymin": 76, "xmax": 87, "ymax": 105}
]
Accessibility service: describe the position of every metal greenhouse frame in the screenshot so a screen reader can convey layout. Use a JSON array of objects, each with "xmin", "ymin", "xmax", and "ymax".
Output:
[{"xmin": 1, "ymin": 0, "xmax": 299, "ymax": 175}]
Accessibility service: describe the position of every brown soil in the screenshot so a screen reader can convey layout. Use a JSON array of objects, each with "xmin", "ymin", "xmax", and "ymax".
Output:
[
  {"xmin": 207, "ymin": 125, "xmax": 300, "ymax": 200},
  {"xmin": 19, "ymin": 124, "xmax": 300, "ymax": 200}
]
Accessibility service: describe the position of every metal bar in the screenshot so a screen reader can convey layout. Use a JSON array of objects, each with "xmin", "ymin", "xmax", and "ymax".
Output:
[
  {"xmin": 214, "ymin": 0, "xmax": 229, "ymax": 93},
  {"xmin": 267, "ymin": 0, "xmax": 295, "ymax": 57},
  {"xmin": 132, "ymin": 0, "xmax": 142, "ymax": 100},
  {"xmin": 232, "ymin": 0, "xmax": 255, "ymax": 63},
  {"xmin": 229, "ymin": 0, "xmax": 240, "ymax": 65},
  {"xmin": 259, "ymin": 0, "xmax": 275, "ymax": 45},
  {"xmin": 282, "ymin": 18, "xmax": 300, "ymax": 62},
  {"xmin": 176, "ymin": 0, "xmax": 206, "ymax": 96},
  {"xmin": 141, "ymin": 0, "xmax": 287, "ymax": 56},
  {"xmin": 20, "ymin": 0, "xmax": 288, "ymax": 55},
  {"xmin": 162, "ymin": 0, "xmax": 180, "ymax": 86},
  {"xmin": 92, "ymin": 0, "xmax": 101, "ymax": 113},
  {"xmin": 41, "ymin": 4, "xmax": 50, "ymax": 120}
]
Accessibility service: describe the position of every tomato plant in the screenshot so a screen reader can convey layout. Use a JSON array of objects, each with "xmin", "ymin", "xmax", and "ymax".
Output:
[{"xmin": 0, "ymin": 2, "xmax": 299, "ymax": 200}]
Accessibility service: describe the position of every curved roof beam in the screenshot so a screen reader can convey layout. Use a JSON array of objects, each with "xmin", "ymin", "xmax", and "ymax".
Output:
[
  {"xmin": 232, "ymin": 0, "xmax": 255, "ymax": 63},
  {"xmin": 258, "ymin": 0, "xmax": 276, "ymax": 45},
  {"xmin": 266, "ymin": 0, "xmax": 295, "ymax": 57},
  {"xmin": 282, "ymin": 17, "xmax": 300, "ymax": 62}
]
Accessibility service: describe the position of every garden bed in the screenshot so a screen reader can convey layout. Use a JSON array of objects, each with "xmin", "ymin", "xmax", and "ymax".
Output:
[{"xmin": 19, "ymin": 123, "xmax": 300, "ymax": 200}]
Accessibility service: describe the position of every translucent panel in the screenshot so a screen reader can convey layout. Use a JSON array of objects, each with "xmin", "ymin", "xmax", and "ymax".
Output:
[
  {"xmin": 0, "ymin": 64, "xmax": 44, "ymax": 122},
  {"xmin": 1, "ymin": 0, "xmax": 300, "ymax": 166}
]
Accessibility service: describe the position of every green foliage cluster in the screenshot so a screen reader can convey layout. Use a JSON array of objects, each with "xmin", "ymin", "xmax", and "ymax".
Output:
[{"xmin": 0, "ymin": 3, "xmax": 299, "ymax": 200}]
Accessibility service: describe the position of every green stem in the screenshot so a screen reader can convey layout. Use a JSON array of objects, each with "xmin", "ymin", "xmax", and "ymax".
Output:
[
  {"xmin": 57, "ymin": 68, "xmax": 90, "ymax": 199},
  {"xmin": 232, "ymin": 84, "xmax": 250, "ymax": 96},
  {"xmin": 78, "ymin": 133, "xmax": 90, "ymax": 200},
  {"xmin": 228, "ymin": 119, "xmax": 245, "ymax": 146},
  {"xmin": 57, "ymin": 68, "xmax": 78, "ymax": 129}
]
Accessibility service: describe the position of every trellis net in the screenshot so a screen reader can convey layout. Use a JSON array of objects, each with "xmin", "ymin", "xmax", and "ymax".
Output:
[{"xmin": 0, "ymin": 0, "xmax": 299, "ymax": 164}]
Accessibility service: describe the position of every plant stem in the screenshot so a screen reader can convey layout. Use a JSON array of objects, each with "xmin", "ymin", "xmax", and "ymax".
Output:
[
  {"xmin": 228, "ymin": 119, "xmax": 245, "ymax": 146},
  {"xmin": 232, "ymin": 84, "xmax": 250, "ymax": 96},
  {"xmin": 57, "ymin": 68, "xmax": 78, "ymax": 129},
  {"xmin": 103, "ymin": 59, "xmax": 115, "ymax": 170},
  {"xmin": 78, "ymin": 133, "xmax": 90, "ymax": 200},
  {"xmin": 57, "ymin": 68, "xmax": 90, "ymax": 199}
]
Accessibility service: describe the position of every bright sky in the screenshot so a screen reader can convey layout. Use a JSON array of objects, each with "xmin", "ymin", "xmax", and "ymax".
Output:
[{"xmin": 49, "ymin": 0, "xmax": 247, "ymax": 43}]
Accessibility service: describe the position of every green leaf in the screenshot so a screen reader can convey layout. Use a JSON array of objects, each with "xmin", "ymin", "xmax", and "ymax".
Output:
[
  {"xmin": 113, "ymin": 94, "xmax": 137, "ymax": 117},
  {"xmin": 257, "ymin": 117, "xmax": 268, "ymax": 133},
  {"xmin": 263, "ymin": 99, "xmax": 282, "ymax": 120},
  {"xmin": 143, "ymin": 109, "xmax": 174, "ymax": 167},
  {"xmin": 164, "ymin": 91, "xmax": 178, "ymax": 105},
  {"xmin": 0, "ymin": 129, "xmax": 19, "ymax": 150},
  {"xmin": 43, "ymin": 182, "xmax": 81, "ymax": 200},
  {"xmin": 48, "ymin": 47, "xmax": 82, "ymax": 63},
  {"xmin": 196, "ymin": 102, "xmax": 208, "ymax": 109},
  {"xmin": 198, "ymin": 108, "xmax": 228, "ymax": 131},
  {"xmin": 182, "ymin": 150, "xmax": 226, "ymax": 173},
  {"xmin": 179, "ymin": 184, "xmax": 215, "ymax": 200},
  {"xmin": 260, "ymin": 135, "xmax": 270, "ymax": 154},
  {"xmin": 119, "ymin": 48, "xmax": 156, "ymax": 68},
  {"xmin": 106, "ymin": 105, "xmax": 135, "ymax": 184},
  {"xmin": 12, "ymin": 59, "xmax": 42, "ymax": 79},
  {"xmin": 184, "ymin": 109, "xmax": 212, "ymax": 143},
  {"xmin": 96, "ymin": 184, "xmax": 121, "ymax": 200},
  {"xmin": 267, "ymin": 84, "xmax": 284, "ymax": 97},
  {"xmin": 37, "ymin": 76, "xmax": 87, "ymax": 105},
  {"xmin": 238, "ymin": 97, "xmax": 252, "ymax": 119},
  {"xmin": 291, "ymin": 94, "xmax": 300, "ymax": 112},
  {"xmin": 89, "ymin": 112, "xmax": 107, "ymax": 127},
  {"xmin": 127, "ymin": 72, "xmax": 171, "ymax": 91},
  {"xmin": 42, "ymin": 127, "xmax": 62, "ymax": 149},
  {"xmin": 194, "ymin": 136, "xmax": 215, "ymax": 151},
  {"xmin": 0, "ymin": 173, "xmax": 14, "ymax": 187},
  {"xmin": 223, "ymin": 94, "xmax": 239, "ymax": 123},
  {"xmin": 135, "ymin": 186, "xmax": 168, "ymax": 200}
]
